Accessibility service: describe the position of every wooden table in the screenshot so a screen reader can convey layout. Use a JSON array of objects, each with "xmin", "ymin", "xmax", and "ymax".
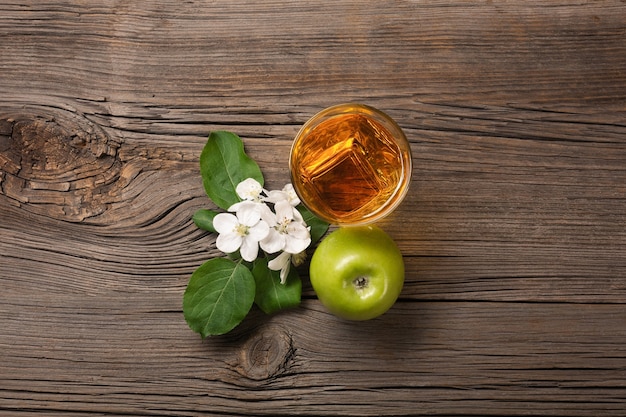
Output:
[{"xmin": 2, "ymin": 1, "xmax": 625, "ymax": 415}]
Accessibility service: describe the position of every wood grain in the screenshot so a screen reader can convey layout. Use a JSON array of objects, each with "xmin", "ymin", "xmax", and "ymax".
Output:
[{"xmin": 1, "ymin": 1, "xmax": 626, "ymax": 416}]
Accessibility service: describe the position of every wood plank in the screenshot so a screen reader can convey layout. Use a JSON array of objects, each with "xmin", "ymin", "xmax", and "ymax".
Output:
[
  {"xmin": 1, "ymin": 300, "xmax": 626, "ymax": 415},
  {"xmin": 2, "ymin": 1, "xmax": 625, "ymax": 107}
]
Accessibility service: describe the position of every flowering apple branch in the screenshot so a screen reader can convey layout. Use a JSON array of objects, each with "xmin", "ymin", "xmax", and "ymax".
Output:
[{"xmin": 183, "ymin": 131, "xmax": 329, "ymax": 337}]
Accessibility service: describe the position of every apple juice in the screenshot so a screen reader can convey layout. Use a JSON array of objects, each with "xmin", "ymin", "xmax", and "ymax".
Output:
[{"xmin": 290, "ymin": 104, "xmax": 412, "ymax": 225}]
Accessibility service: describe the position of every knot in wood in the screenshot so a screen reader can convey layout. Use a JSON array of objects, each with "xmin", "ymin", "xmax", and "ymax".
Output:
[
  {"xmin": 238, "ymin": 327, "xmax": 295, "ymax": 381},
  {"xmin": 0, "ymin": 109, "xmax": 121, "ymax": 222}
]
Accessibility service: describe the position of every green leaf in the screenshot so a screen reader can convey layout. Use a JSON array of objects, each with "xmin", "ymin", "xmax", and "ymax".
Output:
[
  {"xmin": 200, "ymin": 131, "xmax": 264, "ymax": 210},
  {"xmin": 252, "ymin": 257, "xmax": 302, "ymax": 315},
  {"xmin": 192, "ymin": 209, "xmax": 219, "ymax": 233},
  {"xmin": 183, "ymin": 258, "xmax": 255, "ymax": 337},
  {"xmin": 297, "ymin": 205, "xmax": 330, "ymax": 245}
]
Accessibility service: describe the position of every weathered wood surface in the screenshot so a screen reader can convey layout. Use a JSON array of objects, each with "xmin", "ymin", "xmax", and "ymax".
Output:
[{"xmin": 1, "ymin": 1, "xmax": 626, "ymax": 415}]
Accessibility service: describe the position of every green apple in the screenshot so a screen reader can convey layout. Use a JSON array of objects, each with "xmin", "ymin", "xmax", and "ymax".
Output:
[{"xmin": 309, "ymin": 225, "xmax": 404, "ymax": 320}]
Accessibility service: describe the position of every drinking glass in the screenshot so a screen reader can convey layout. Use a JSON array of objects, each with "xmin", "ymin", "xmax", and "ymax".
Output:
[{"xmin": 289, "ymin": 103, "xmax": 412, "ymax": 225}]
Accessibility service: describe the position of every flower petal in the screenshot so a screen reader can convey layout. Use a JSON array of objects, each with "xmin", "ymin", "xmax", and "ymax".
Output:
[
  {"xmin": 248, "ymin": 220, "xmax": 270, "ymax": 241},
  {"xmin": 292, "ymin": 207, "xmax": 305, "ymax": 223},
  {"xmin": 227, "ymin": 201, "xmax": 245, "ymax": 213},
  {"xmin": 265, "ymin": 184, "xmax": 300, "ymax": 207},
  {"xmin": 259, "ymin": 203, "xmax": 277, "ymax": 226},
  {"xmin": 282, "ymin": 183, "xmax": 300, "ymax": 206},
  {"xmin": 260, "ymin": 229, "xmax": 285, "ymax": 253},
  {"xmin": 287, "ymin": 222, "xmax": 310, "ymax": 240},
  {"xmin": 275, "ymin": 200, "xmax": 294, "ymax": 222},
  {"xmin": 216, "ymin": 232, "xmax": 242, "ymax": 254},
  {"xmin": 263, "ymin": 189, "xmax": 288, "ymax": 204},
  {"xmin": 279, "ymin": 262, "xmax": 290, "ymax": 284},
  {"xmin": 268, "ymin": 251, "xmax": 290, "ymax": 271},
  {"xmin": 284, "ymin": 234, "xmax": 311, "ymax": 254},
  {"xmin": 236, "ymin": 201, "xmax": 262, "ymax": 226},
  {"xmin": 212, "ymin": 213, "xmax": 238, "ymax": 234},
  {"xmin": 268, "ymin": 252, "xmax": 291, "ymax": 284},
  {"xmin": 240, "ymin": 237, "xmax": 260, "ymax": 262}
]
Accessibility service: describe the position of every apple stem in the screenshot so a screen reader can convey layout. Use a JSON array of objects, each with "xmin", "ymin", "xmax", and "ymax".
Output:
[{"xmin": 353, "ymin": 276, "xmax": 369, "ymax": 289}]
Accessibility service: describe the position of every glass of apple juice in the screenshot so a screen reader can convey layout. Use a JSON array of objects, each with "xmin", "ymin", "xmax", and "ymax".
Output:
[{"xmin": 289, "ymin": 103, "xmax": 412, "ymax": 226}]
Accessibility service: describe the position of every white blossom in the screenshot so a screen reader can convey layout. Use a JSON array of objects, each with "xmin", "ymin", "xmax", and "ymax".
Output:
[
  {"xmin": 260, "ymin": 200, "xmax": 311, "ymax": 255},
  {"xmin": 236, "ymin": 178, "xmax": 264, "ymax": 202},
  {"xmin": 213, "ymin": 201, "xmax": 269, "ymax": 262}
]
